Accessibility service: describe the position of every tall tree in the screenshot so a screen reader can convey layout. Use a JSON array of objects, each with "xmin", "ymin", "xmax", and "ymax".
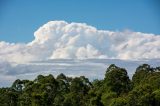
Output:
[{"xmin": 104, "ymin": 64, "xmax": 131, "ymax": 95}]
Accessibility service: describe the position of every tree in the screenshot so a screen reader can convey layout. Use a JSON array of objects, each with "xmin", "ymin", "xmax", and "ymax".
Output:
[
  {"xmin": 153, "ymin": 89, "xmax": 160, "ymax": 105},
  {"xmin": 132, "ymin": 64, "xmax": 153, "ymax": 86},
  {"xmin": 110, "ymin": 97, "xmax": 127, "ymax": 106},
  {"xmin": 0, "ymin": 64, "xmax": 160, "ymax": 106},
  {"xmin": 104, "ymin": 64, "xmax": 131, "ymax": 95},
  {"xmin": 127, "ymin": 84, "xmax": 154, "ymax": 106},
  {"xmin": 12, "ymin": 79, "xmax": 23, "ymax": 92}
]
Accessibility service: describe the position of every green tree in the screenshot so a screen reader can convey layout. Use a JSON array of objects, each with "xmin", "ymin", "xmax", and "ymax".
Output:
[
  {"xmin": 1, "ymin": 64, "xmax": 160, "ymax": 106},
  {"xmin": 104, "ymin": 64, "xmax": 131, "ymax": 95},
  {"xmin": 127, "ymin": 84, "xmax": 154, "ymax": 106},
  {"xmin": 132, "ymin": 64, "xmax": 153, "ymax": 86}
]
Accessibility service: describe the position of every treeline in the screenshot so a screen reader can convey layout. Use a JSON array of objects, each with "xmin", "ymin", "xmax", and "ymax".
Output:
[{"xmin": 0, "ymin": 64, "xmax": 160, "ymax": 106}]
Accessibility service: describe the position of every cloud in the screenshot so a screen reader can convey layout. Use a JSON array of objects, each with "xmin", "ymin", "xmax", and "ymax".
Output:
[
  {"xmin": 1, "ymin": 20, "xmax": 160, "ymax": 87},
  {"xmin": 0, "ymin": 42, "xmax": 35, "ymax": 63},
  {"xmin": 1, "ymin": 58, "xmax": 160, "ymax": 87},
  {"xmin": 0, "ymin": 21, "xmax": 160, "ymax": 63}
]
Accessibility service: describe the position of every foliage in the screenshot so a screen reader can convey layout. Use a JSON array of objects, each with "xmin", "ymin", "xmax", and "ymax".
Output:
[{"xmin": 0, "ymin": 64, "xmax": 160, "ymax": 106}]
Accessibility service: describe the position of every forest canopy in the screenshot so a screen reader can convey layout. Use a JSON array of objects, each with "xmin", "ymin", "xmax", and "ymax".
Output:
[{"xmin": 0, "ymin": 64, "xmax": 160, "ymax": 106}]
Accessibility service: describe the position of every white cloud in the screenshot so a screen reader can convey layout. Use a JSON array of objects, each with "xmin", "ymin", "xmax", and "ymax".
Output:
[
  {"xmin": 0, "ymin": 21, "xmax": 160, "ymax": 63},
  {"xmin": 1, "ymin": 20, "xmax": 160, "ymax": 87}
]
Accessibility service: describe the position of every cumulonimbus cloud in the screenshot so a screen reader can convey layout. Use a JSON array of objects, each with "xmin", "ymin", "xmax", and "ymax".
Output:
[{"xmin": 0, "ymin": 20, "xmax": 160, "ymax": 63}]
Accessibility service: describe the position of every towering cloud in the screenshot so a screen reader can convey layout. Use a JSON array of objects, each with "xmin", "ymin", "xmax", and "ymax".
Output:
[
  {"xmin": 1, "ymin": 20, "xmax": 160, "ymax": 87},
  {"xmin": 0, "ymin": 20, "xmax": 160, "ymax": 63}
]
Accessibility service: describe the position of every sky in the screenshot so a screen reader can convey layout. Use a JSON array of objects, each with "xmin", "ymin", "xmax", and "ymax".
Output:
[
  {"xmin": 0, "ymin": 0, "xmax": 160, "ymax": 87},
  {"xmin": 0, "ymin": 0, "xmax": 160, "ymax": 43}
]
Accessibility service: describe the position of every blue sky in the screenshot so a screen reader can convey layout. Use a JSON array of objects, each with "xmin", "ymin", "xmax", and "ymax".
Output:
[{"xmin": 0, "ymin": 0, "xmax": 160, "ymax": 43}]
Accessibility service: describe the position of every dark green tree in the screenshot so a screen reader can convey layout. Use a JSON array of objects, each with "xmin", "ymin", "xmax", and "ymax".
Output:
[
  {"xmin": 104, "ymin": 64, "xmax": 131, "ymax": 95},
  {"xmin": 132, "ymin": 64, "xmax": 153, "ymax": 86}
]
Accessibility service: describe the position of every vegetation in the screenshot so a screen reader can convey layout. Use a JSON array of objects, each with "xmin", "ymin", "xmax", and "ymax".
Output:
[{"xmin": 0, "ymin": 64, "xmax": 160, "ymax": 106}]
